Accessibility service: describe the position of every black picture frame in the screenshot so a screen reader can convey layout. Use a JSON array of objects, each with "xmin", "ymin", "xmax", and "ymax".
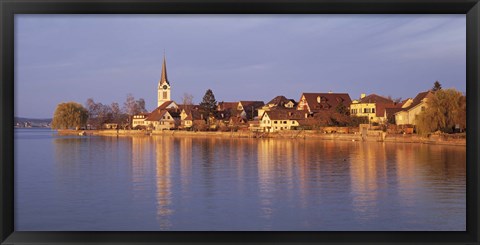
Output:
[{"xmin": 1, "ymin": 0, "xmax": 479, "ymax": 244}]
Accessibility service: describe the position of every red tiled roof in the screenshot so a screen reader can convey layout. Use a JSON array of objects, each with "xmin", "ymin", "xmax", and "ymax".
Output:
[
  {"xmin": 399, "ymin": 91, "xmax": 433, "ymax": 112},
  {"xmin": 359, "ymin": 94, "xmax": 393, "ymax": 104},
  {"xmin": 145, "ymin": 108, "xmax": 167, "ymax": 121},
  {"xmin": 157, "ymin": 101, "xmax": 175, "ymax": 110},
  {"xmin": 298, "ymin": 93, "xmax": 352, "ymax": 112},
  {"xmin": 217, "ymin": 102, "xmax": 238, "ymax": 111},
  {"xmin": 239, "ymin": 101, "xmax": 265, "ymax": 109}
]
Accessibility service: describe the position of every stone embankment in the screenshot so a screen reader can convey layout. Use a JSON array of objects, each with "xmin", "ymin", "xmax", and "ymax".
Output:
[{"xmin": 57, "ymin": 129, "xmax": 466, "ymax": 146}]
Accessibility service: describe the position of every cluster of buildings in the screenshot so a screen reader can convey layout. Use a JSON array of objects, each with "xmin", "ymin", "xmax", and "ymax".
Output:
[{"xmin": 132, "ymin": 56, "xmax": 434, "ymax": 133}]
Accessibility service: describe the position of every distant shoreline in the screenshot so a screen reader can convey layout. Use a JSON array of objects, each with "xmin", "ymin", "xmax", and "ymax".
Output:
[{"xmin": 56, "ymin": 129, "xmax": 466, "ymax": 146}]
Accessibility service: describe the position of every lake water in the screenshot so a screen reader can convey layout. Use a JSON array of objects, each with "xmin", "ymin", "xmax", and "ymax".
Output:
[{"xmin": 14, "ymin": 128, "xmax": 466, "ymax": 231}]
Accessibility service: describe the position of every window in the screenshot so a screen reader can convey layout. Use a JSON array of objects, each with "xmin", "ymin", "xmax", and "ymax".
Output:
[
  {"xmin": 283, "ymin": 121, "xmax": 287, "ymax": 124},
  {"xmin": 274, "ymin": 121, "xmax": 278, "ymax": 124},
  {"xmin": 163, "ymin": 91, "xmax": 167, "ymax": 99},
  {"xmin": 372, "ymin": 108, "xmax": 375, "ymax": 113},
  {"xmin": 364, "ymin": 108, "xmax": 367, "ymax": 113},
  {"xmin": 421, "ymin": 106, "xmax": 425, "ymax": 111}
]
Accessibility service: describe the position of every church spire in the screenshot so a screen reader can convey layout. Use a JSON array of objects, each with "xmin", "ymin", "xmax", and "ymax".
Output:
[{"xmin": 159, "ymin": 53, "xmax": 169, "ymax": 86}]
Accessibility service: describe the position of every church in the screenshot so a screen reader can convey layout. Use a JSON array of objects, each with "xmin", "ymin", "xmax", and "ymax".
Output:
[{"xmin": 131, "ymin": 55, "xmax": 181, "ymax": 130}]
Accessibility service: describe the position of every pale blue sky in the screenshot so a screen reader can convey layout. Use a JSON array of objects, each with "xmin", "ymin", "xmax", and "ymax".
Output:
[{"xmin": 15, "ymin": 15, "xmax": 466, "ymax": 118}]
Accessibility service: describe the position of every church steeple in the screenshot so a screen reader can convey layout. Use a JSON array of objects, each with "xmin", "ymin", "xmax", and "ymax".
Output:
[
  {"xmin": 159, "ymin": 54, "xmax": 169, "ymax": 87},
  {"xmin": 157, "ymin": 53, "xmax": 172, "ymax": 107}
]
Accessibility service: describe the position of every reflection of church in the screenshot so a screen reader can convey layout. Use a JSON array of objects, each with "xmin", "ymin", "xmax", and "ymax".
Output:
[{"xmin": 132, "ymin": 54, "xmax": 181, "ymax": 130}]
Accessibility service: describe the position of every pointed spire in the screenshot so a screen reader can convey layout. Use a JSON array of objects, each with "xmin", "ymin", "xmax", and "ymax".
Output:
[{"xmin": 159, "ymin": 52, "xmax": 169, "ymax": 86}]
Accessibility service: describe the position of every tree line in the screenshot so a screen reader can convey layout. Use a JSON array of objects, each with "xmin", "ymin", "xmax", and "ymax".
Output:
[
  {"xmin": 52, "ymin": 81, "xmax": 467, "ymax": 135},
  {"xmin": 51, "ymin": 94, "xmax": 147, "ymax": 130}
]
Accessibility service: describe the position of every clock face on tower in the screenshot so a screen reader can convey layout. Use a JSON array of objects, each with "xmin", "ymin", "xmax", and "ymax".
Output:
[{"xmin": 163, "ymin": 85, "xmax": 168, "ymax": 89}]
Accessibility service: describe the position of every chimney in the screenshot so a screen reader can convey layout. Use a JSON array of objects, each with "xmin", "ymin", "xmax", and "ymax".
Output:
[
  {"xmin": 328, "ymin": 90, "xmax": 333, "ymax": 94},
  {"xmin": 361, "ymin": 93, "xmax": 366, "ymax": 99}
]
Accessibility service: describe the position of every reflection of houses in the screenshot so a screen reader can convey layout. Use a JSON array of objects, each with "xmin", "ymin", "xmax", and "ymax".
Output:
[
  {"xmin": 297, "ymin": 92, "xmax": 352, "ymax": 114},
  {"xmin": 394, "ymin": 91, "xmax": 434, "ymax": 126},
  {"xmin": 259, "ymin": 109, "xmax": 309, "ymax": 132},
  {"xmin": 154, "ymin": 136, "xmax": 173, "ymax": 229},
  {"xmin": 350, "ymin": 93, "xmax": 401, "ymax": 124},
  {"xmin": 258, "ymin": 95, "xmax": 297, "ymax": 119}
]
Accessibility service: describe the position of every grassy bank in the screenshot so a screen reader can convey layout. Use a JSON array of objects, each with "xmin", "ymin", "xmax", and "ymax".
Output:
[{"xmin": 57, "ymin": 129, "xmax": 466, "ymax": 146}]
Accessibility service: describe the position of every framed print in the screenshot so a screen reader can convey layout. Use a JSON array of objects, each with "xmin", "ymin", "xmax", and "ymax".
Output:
[{"xmin": 1, "ymin": 0, "xmax": 479, "ymax": 244}]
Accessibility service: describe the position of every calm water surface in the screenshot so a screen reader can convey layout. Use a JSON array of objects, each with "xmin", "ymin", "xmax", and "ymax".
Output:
[{"xmin": 15, "ymin": 128, "xmax": 466, "ymax": 231}]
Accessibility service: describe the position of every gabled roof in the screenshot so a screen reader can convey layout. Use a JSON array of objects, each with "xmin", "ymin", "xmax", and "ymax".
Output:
[
  {"xmin": 166, "ymin": 108, "xmax": 181, "ymax": 118},
  {"xmin": 239, "ymin": 101, "xmax": 265, "ymax": 110},
  {"xmin": 145, "ymin": 108, "xmax": 168, "ymax": 121},
  {"xmin": 398, "ymin": 91, "xmax": 433, "ymax": 112},
  {"xmin": 298, "ymin": 93, "xmax": 352, "ymax": 112},
  {"xmin": 145, "ymin": 102, "xmax": 181, "ymax": 122},
  {"xmin": 385, "ymin": 107, "xmax": 404, "ymax": 116},
  {"xmin": 359, "ymin": 94, "xmax": 393, "ymax": 104},
  {"xmin": 182, "ymin": 107, "xmax": 204, "ymax": 121},
  {"xmin": 157, "ymin": 101, "xmax": 178, "ymax": 110},
  {"xmin": 217, "ymin": 102, "xmax": 238, "ymax": 111},
  {"xmin": 177, "ymin": 104, "xmax": 200, "ymax": 111}
]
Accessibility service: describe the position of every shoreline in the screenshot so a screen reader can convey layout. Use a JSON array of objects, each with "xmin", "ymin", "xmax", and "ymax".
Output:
[{"xmin": 57, "ymin": 129, "xmax": 466, "ymax": 146}]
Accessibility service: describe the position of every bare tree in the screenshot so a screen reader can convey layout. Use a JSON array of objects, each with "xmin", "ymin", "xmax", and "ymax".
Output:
[
  {"xmin": 182, "ymin": 93, "xmax": 194, "ymax": 111},
  {"xmin": 123, "ymin": 94, "xmax": 148, "ymax": 116}
]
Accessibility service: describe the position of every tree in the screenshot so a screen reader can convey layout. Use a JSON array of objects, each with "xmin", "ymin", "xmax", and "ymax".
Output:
[
  {"xmin": 85, "ymin": 98, "xmax": 116, "ymax": 129},
  {"xmin": 51, "ymin": 102, "xmax": 89, "ymax": 130},
  {"xmin": 182, "ymin": 93, "xmax": 194, "ymax": 111},
  {"xmin": 335, "ymin": 102, "xmax": 349, "ymax": 116},
  {"xmin": 199, "ymin": 89, "xmax": 217, "ymax": 118},
  {"xmin": 123, "ymin": 94, "xmax": 148, "ymax": 116},
  {"xmin": 416, "ymin": 88, "xmax": 466, "ymax": 135},
  {"xmin": 432, "ymin": 81, "xmax": 442, "ymax": 91}
]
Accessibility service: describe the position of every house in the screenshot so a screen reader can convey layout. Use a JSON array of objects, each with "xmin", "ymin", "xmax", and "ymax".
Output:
[
  {"xmin": 132, "ymin": 113, "xmax": 150, "ymax": 129},
  {"xmin": 394, "ymin": 91, "xmax": 434, "ymax": 126},
  {"xmin": 259, "ymin": 108, "xmax": 309, "ymax": 132},
  {"xmin": 132, "ymin": 101, "xmax": 179, "ymax": 129},
  {"xmin": 296, "ymin": 92, "xmax": 352, "ymax": 114},
  {"xmin": 102, "ymin": 123, "xmax": 119, "ymax": 129},
  {"xmin": 237, "ymin": 101, "xmax": 265, "ymax": 120},
  {"xmin": 384, "ymin": 98, "xmax": 412, "ymax": 124},
  {"xmin": 350, "ymin": 93, "xmax": 399, "ymax": 124},
  {"xmin": 180, "ymin": 107, "xmax": 205, "ymax": 129},
  {"xmin": 258, "ymin": 95, "xmax": 297, "ymax": 118},
  {"xmin": 145, "ymin": 106, "xmax": 181, "ymax": 130},
  {"xmin": 216, "ymin": 101, "xmax": 238, "ymax": 121}
]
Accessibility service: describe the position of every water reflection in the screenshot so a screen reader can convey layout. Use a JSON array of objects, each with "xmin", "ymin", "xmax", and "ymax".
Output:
[
  {"xmin": 349, "ymin": 142, "xmax": 386, "ymax": 221},
  {"xmin": 40, "ymin": 133, "xmax": 467, "ymax": 231},
  {"xmin": 153, "ymin": 136, "xmax": 174, "ymax": 230}
]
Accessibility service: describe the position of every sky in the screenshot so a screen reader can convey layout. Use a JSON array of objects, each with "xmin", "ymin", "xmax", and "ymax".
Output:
[{"xmin": 15, "ymin": 14, "xmax": 466, "ymax": 118}]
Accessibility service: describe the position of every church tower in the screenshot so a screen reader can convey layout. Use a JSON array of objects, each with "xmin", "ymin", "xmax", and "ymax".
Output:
[{"xmin": 157, "ymin": 54, "xmax": 171, "ymax": 107}]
